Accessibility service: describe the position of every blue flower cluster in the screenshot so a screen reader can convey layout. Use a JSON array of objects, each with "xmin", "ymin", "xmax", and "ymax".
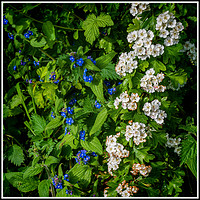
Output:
[
  {"xmin": 95, "ymin": 100, "xmax": 101, "ymax": 109},
  {"xmin": 52, "ymin": 175, "xmax": 63, "ymax": 189},
  {"xmin": 83, "ymin": 68, "xmax": 93, "ymax": 83},
  {"xmin": 75, "ymin": 150, "xmax": 90, "ymax": 165},
  {"xmin": 21, "ymin": 60, "xmax": 26, "ymax": 66},
  {"xmin": 66, "ymin": 189, "xmax": 73, "ymax": 195},
  {"xmin": 3, "ymin": 16, "xmax": 8, "ymax": 25},
  {"xmin": 8, "ymin": 33, "xmax": 14, "ymax": 40},
  {"xmin": 24, "ymin": 30, "xmax": 33, "ymax": 39},
  {"xmin": 33, "ymin": 60, "xmax": 39, "ymax": 66},
  {"xmin": 66, "ymin": 117, "xmax": 74, "ymax": 125},
  {"xmin": 79, "ymin": 130, "xmax": 86, "ymax": 141},
  {"xmin": 51, "ymin": 111, "xmax": 56, "ymax": 119},
  {"xmin": 69, "ymin": 54, "xmax": 84, "ymax": 68},
  {"xmin": 108, "ymin": 87, "xmax": 116, "ymax": 95},
  {"xmin": 69, "ymin": 98, "xmax": 77, "ymax": 105},
  {"xmin": 104, "ymin": 80, "xmax": 111, "ymax": 87},
  {"xmin": 13, "ymin": 66, "xmax": 17, "ymax": 71},
  {"xmin": 75, "ymin": 150, "xmax": 98, "ymax": 165},
  {"xmin": 87, "ymin": 56, "xmax": 96, "ymax": 65},
  {"xmin": 49, "ymin": 72, "xmax": 59, "ymax": 84},
  {"xmin": 64, "ymin": 174, "xmax": 69, "ymax": 182},
  {"xmin": 26, "ymin": 79, "xmax": 32, "ymax": 84}
]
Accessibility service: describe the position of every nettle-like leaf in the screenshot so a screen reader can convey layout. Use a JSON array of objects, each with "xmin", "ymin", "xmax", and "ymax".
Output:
[
  {"xmin": 7, "ymin": 144, "xmax": 25, "ymax": 166},
  {"xmin": 41, "ymin": 83, "xmax": 58, "ymax": 101},
  {"xmin": 180, "ymin": 135, "xmax": 197, "ymax": 178},
  {"xmin": 100, "ymin": 63, "xmax": 121, "ymax": 80},
  {"xmin": 38, "ymin": 179, "xmax": 50, "ymax": 197},
  {"xmin": 23, "ymin": 164, "xmax": 43, "ymax": 179},
  {"xmin": 31, "ymin": 113, "xmax": 46, "ymax": 135},
  {"xmin": 5, "ymin": 172, "xmax": 39, "ymax": 193},
  {"xmin": 82, "ymin": 13, "xmax": 114, "ymax": 45}
]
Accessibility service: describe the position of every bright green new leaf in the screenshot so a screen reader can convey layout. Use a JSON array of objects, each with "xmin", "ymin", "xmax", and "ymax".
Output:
[
  {"xmin": 23, "ymin": 164, "xmax": 43, "ymax": 179},
  {"xmin": 100, "ymin": 63, "xmax": 121, "ymax": 80},
  {"xmin": 82, "ymin": 13, "xmax": 114, "ymax": 44},
  {"xmin": 38, "ymin": 179, "xmax": 50, "ymax": 197},
  {"xmin": 73, "ymin": 30, "xmax": 79, "ymax": 40},
  {"xmin": 139, "ymin": 60, "xmax": 149, "ymax": 71},
  {"xmin": 41, "ymin": 83, "xmax": 58, "ymax": 101},
  {"xmin": 31, "ymin": 113, "xmax": 46, "ymax": 134},
  {"xmin": 150, "ymin": 59, "xmax": 166, "ymax": 73},
  {"xmin": 90, "ymin": 107, "xmax": 108, "ymax": 136},
  {"xmin": 7, "ymin": 144, "xmax": 25, "ymax": 166},
  {"xmin": 134, "ymin": 146, "xmax": 155, "ymax": 163},
  {"xmin": 36, "ymin": 66, "xmax": 48, "ymax": 79}
]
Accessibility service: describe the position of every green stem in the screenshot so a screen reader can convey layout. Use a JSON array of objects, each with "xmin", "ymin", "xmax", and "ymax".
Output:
[
  {"xmin": 39, "ymin": 49, "xmax": 56, "ymax": 62},
  {"xmin": 44, "ymin": 165, "xmax": 55, "ymax": 197},
  {"xmin": 8, "ymin": 4, "xmax": 84, "ymax": 31},
  {"xmin": 5, "ymin": 134, "xmax": 28, "ymax": 156}
]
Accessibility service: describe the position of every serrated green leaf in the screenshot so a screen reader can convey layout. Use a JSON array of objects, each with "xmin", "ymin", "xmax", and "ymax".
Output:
[
  {"xmin": 127, "ymin": 18, "xmax": 140, "ymax": 33},
  {"xmin": 5, "ymin": 172, "xmax": 39, "ymax": 193},
  {"xmin": 100, "ymin": 63, "xmax": 121, "ymax": 80},
  {"xmin": 96, "ymin": 51, "xmax": 116, "ymax": 69},
  {"xmin": 134, "ymin": 146, "xmax": 155, "ymax": 163},
  {"xmin": 23, "ymin": 164, "xmax": 43, "ymax": 179},
  {"xmin": 99, "ymin": 38, "xmax": 113, "ymax": 53},
  {"xmin": 82, "ymin": 13, "xmax": 114, "ymax": 45},
  {"xmin": 41, "ymin": 83, "xmax": 58, "ymax": 101},
  {"xmin": 89, "ymin": 107, "xmax": 108, "ymax": 136},
  {"xmin": 34, "ymin": 90, "xmax": 45, "ymax": 108},
  {"xmin": 139, "ymin": 61, "xmax": 149, "ymax": 72},
  {"xmin": 38, "ymin": 179, "xmax": 50, "ymax": 197},
  {"xmin": 133, "ymin": 113, "xmax": 148, "ymax": 124},
  {"xmin": 180, "ymin": 135, "xmax": 197, "ymax": 166},
  {"xmin": 31, "ymin": 114, "xmax": 46, "ymax": 134},
  {"xmin": 7, "ymin": 144, "xmax": 25, "ymax": 166},
  {"xmin": 150, "ymin": 59, "xmax": 166, "ymax": 73},
  {"xmin": 36, "ymin": 66, "xmax": 48, "ymax": 79}
]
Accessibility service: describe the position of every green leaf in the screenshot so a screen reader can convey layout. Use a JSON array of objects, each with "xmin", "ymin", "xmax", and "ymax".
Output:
[
  {"xmin": 45, "ymin": 116, "xmax": 62, "ymax": 131},
  {"xmin": 38, "ymin": 179, "xmax": 50, "ymax": 197},
  {"xmin": 5, "ymin": 10, "xmax": 14, "ymax": 25},
  {"xmin": 187, "ymin": 16, "xmax": 197, "ymax": 22},
  {"xmin": 166, "ymin": 69, "xmax": 187, "ymax": 88},
  {"xmin": 42, "ymin": 21, "xmax": 55, "ymax": 49},
  {"xmin": 100, "ymin": 63, "xmax": 121, "ymax": 80},
  {"xmin": 73, "ymin": 30, "xmax": 79, "ymax": 40},
  {"xmin": 81, "ymin": 136, "xmax": 103, "ymax": 155},
  {"xmin": 34, "ymin": 90, "xmax": 45, "ymax": 108},
  {"xmin": 89, "ymin": 107, "xmax": 108, "ymax": 136},
  {"xmin": 133, "ymin": 113, "xmax": 148, "ymax": 124},
  {"xmin": 139, "ymin": 60, "xmax": 149, "ymax": 72},
  {"xmin": 31, "ymin": 114, "xmax": 46, "ymax": 134},
  {"xmin": 58, "ymin": 163, "xmax": 64, "ymax": 177},
  {"xmin": 186, "ymin": 156, "xmax": 197, "ymax": 178},
  {"xmin": 150, "ymin": 59, "xmax": 166, "ymax": 73},
  {"xmin": 30, "ymin": 37, "xmax": 47, "ymax": 48},
  {"xmin": 41, "ymin": 83, "xmax": 58, "ymax": 101},
  {"xmin": 99, "ymin": 37, "xmax": 113, "ymax": 53},
  {"xmin": 133, "ymin": 146, "xmax": 155, "ymax": 163},
  {"xmin": 96, "ymin": 51, "xmax": 117, "ymax": 69},
  {"xmin": 5, "ymin": 172, "xmax": 39, "ymax": 193},
  {"xmin": 82, "ymin": 13, "xmax": 114, "ymax": 44},
  {"xmin": 10, "ymin": 94, "xmax": 23, "ymax": 109},
  {"xmin": 68, "ymin": 163, "xmax": 92, "ymax": 187},
  {"xmin": 36, "ymin": 66, "xmax": 48, "ymax": 79},
  {"xmin": 86, "ymin": 74, "xmax": 105, "ymax": 103},
  {"xmin": 60, "ymin": 134, "xmax": 79, "ymax": 149},
  {"xmin": 180, "ymin": 135, "xmax": 197, "ymax": 166},
  {"xmin": 127, "ymin": 18, "xmax": 140, "ymax": 33},
  {"xmin": 45, "ymin": 156, "xmax": 59, "ymax": 166},
  {"xmin": 7, "ymin": 144, "xmax": 25, "ymax": 166},
  {"xmin": 84, "ymin": 58, "xmax": 101, "ymax": 71},
  {"xmin": 23, "ymin": 164, "xmax": 43, "ymax": 179},
  {"xmin": 15, "ymin": 18, "xmax": 31, "ymax": 34}
]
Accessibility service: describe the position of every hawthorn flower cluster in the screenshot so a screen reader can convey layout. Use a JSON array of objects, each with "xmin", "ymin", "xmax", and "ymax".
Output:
[
  {"xmin": 181, "ymin": 41, "xmax": 197, "ymax": 65},
  {"xmin": 115, "ymin": 180, "xmax": 139, "ymax": 197},
  {"xmin": 156, "ymin": 11, "xmax": 184, "ymax": 46},
  {"xmin": 115, "ymin": 51, "xmax": 138, "ymax": 76},
  {"xmin": 130, "ymin": 3, "xmax": 150, "ymax": 17},
  {"xmin": 165, "ymin": 133, "xmax": 181, "ymax": 155},
  {"xmin": 114, "ymin": 91, "xmax": 140, "ymax": 110},
  {"xmin": 140, "ymin": 68, "xmax": 166, "ymax": 93},
  {"xmin": 143, "ymin": 99, "xmax": 167, "ymax": 125},
  {"xmin": 130, "ymin": 163, "xmax": 152, "ymax": 177},
  {"xmin": 106, "ymin": 133, "xmax": 129, "ymax": 176},
  {"xmin": 127, "ymin": 29, "xmax": 165, "ymax": 61},
  {"xmin": 125, "ymin": 121, "xmax": 148, "ymax": 145}
]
